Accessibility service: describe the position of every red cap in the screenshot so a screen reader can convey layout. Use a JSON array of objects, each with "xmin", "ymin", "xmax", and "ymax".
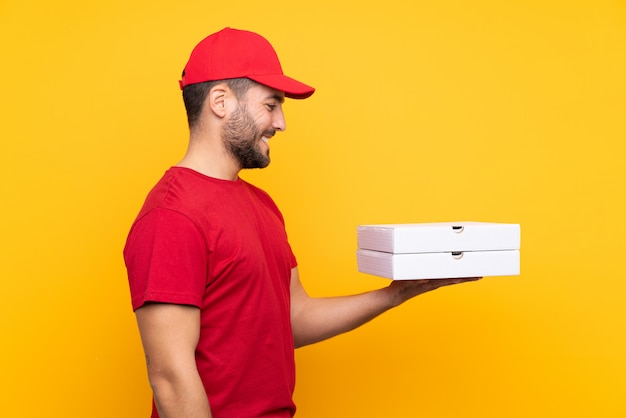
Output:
[{"xmin": 179, "ymin": 28, "xmax": 315, "ymax": 99}]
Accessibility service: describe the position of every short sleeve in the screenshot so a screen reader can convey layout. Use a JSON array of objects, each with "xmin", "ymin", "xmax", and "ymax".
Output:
[{"xmin": 123, "ymin": 207, "xmax": 208, "ymax": 311}]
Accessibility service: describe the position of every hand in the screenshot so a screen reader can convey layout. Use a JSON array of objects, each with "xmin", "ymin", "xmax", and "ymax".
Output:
[{"xmin": 388, "ymin": 277, "xmax": 482, "ymax": 307}]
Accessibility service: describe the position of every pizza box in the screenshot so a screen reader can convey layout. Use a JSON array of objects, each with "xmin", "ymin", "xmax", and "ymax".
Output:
[
  {"xmin": 356, "ymin": 248, "xmax": 520, "ymax": 280},
  {"xmin": 357, "ymin": 222, "xmax": 520, "ymax": 254}
]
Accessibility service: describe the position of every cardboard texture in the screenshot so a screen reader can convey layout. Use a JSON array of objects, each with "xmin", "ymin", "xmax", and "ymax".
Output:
[{"xmin": 356, "ymin": 222, "xmax": 521, "ymax": 280}]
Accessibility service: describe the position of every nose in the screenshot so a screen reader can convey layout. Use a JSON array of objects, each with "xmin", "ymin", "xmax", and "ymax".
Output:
[{"xmin": 273, "ymin": 107, "xmax": 287, "ymax": 132}]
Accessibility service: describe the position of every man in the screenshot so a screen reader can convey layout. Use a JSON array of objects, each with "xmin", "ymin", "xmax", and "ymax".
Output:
[{"xmin": 124, "ymin": 27, "xmax": 478, "ymax": 418}]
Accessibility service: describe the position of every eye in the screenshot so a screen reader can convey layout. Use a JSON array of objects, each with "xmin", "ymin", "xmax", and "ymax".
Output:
[{"xmin": 265, "ymin": 103, "xmax": 277, "ymax": 111}]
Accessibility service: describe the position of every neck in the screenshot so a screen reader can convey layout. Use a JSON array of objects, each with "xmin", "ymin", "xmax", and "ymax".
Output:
[{"xmin": 177, "ymin": 132, "xmax": 241, "ymax": 181}]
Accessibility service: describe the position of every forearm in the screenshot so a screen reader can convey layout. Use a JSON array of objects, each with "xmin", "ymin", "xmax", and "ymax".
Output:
[
  {"xmin": 149, "ymin": 370, "xmax": 212, "ymax": 418},
  {"xmin": 290, "ymin": 267, "xmax": 480, "ymax": 348},
  {"xmin": 292, "ymin": 286, "xmax": 397, "ymax": 348}
]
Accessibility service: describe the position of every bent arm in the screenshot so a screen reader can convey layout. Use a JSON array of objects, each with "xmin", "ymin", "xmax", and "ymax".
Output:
[
  {"xmin": 290, "ymin": 267, "xmax": 479, "ymax": 348},
  {"xmin": 135, "ymin": 303, "xmax": 212, "ymax": 418}
]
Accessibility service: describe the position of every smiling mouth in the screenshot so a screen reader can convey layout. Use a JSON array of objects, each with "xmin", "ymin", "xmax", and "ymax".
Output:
[{"xmin": 261, "ymin": 131, "xmax": 276, "ymax": 144}]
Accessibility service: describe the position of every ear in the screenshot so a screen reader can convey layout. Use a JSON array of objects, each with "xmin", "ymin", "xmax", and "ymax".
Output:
[{"xmin": 206, "ymin": 84, "xmax": 228, "ymax": 118}]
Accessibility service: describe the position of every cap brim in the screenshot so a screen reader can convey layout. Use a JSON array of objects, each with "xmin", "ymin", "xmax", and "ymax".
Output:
[{"xmin": 248, "ymin": 74, "xmax": 315, "ymax": 99}]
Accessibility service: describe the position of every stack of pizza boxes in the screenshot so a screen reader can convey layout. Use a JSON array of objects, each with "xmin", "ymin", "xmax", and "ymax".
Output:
[{"xmin": 356, "ymin": 222, "xmax": 520, "ymax": 280}]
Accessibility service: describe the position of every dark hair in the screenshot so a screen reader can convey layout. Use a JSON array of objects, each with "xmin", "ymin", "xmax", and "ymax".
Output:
[{"xmin": 181, "ymin": 76, "xmax": 256, "ymax": 129}]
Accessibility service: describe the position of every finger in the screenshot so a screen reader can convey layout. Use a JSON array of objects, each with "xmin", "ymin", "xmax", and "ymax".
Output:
[
  {"xmin": 452, "ymin": 276, "xmax": 482, "ymax": 284},
  {"xmin": 430, "ymin": 277, "xmax": 482, "ymax": 287}
]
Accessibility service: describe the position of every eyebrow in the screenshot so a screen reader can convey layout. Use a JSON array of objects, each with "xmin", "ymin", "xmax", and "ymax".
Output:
[{"xmin": 267, "ymin": 94, "xmax": 285, "ymax": 104}]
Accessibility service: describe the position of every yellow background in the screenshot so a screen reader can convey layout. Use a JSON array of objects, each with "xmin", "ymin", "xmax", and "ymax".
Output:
[{"xmin": 1, "ymin": 0, "xmax": 625, "ymax": 416}]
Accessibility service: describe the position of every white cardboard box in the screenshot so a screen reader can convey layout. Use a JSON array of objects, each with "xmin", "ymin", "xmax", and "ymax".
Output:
[
  {"xmin": 356, "ymin": 222, "xmax": 520, "ymax": 280},
  {"xmin": 357, "ymin": 222, "xmax": 520, "ymax": 254},
  {"xmin": 356, "ymin": 248, "xmax": 520, "ymax": 280}
]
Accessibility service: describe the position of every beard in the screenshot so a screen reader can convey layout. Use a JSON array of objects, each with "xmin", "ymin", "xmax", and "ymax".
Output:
[{"xmin": 222, "ymin": 104, "xmax": 274, "ymax": 169}]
